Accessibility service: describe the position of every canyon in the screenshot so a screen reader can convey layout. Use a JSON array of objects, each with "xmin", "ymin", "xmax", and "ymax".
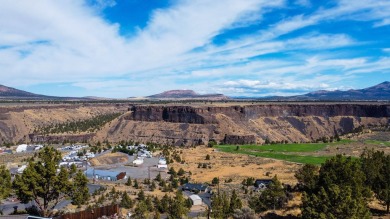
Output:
[{"xmin": 0, "ymin": 102, "xmax": 389, "ymax": 146}]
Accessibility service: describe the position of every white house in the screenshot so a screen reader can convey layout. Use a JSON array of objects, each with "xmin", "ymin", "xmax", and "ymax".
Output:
[
  {"xmin": 189, "ymin": 195, "xmax": 202, "ymax": 206},
  {"xmin": 16, "ymin": 144, "xmax": 28, "ymax": 153}
]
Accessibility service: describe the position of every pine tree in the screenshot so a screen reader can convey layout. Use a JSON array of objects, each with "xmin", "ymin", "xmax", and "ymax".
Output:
[
  {"xmin": 229, "ymin": 190, "xmax": 242, "ymax": 215},
  {"xmin": 120, "ymin": 192, "xmax": 133, "ymax": 209},
  {"xmin": 138, "ymin": 189, "xmax": 145, "ymax": 201},
  {"xmin": 133, "ymin": 201, "xmax": 148, "ymax": 219},
  {"xmin": 301, "ymin": 155, "xmax": 371, "ymax": 219},
  {"xmin": 295, "ymin": 164, "xmax": 319, "ymax": 192},
  {"xmin": 125, "ymin": 177, "xmax": 132, "ymax": 186},
  {"xmin": 0, "ymin": 165, "xmax": 11, "ymax": 200},
  {"xmin": 71, "ymin": 170, "xmax": 90, "ymax": 206},
  {"xmin": 167, "ymin": 190, "xmax": 189, "ymax": 219},
  {"xmin": 13, "ymin": 147, "xmax": 80, "ymax": 217}
]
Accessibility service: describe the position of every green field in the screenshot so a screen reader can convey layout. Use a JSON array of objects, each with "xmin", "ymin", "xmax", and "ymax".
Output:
[
  {"xmin": 364, "ymin": 140, "xmax": 390, "ymax": 146},
  {"xmin": 216, "ymin": 140, "xmax": 353, "ymax": 165}
]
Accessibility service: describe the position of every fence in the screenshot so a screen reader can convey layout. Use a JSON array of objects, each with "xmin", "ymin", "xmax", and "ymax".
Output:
[{"xmin": 55, "ymin": 204, "xmax": 119, "ymax": 219}]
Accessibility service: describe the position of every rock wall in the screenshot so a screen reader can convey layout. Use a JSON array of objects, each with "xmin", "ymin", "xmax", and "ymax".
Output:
[{"xmin": 97, "ymin": 103, "xmax": 390, "ymax": 146}]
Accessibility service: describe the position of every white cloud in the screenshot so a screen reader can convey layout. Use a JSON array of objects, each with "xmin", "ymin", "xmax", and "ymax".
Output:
[{"xmin": 0, "ymin": 0, "xmax": 388, "ymax": 97}]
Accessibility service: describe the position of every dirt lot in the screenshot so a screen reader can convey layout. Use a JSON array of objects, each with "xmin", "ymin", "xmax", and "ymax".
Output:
[
  {"xmin": 90, "ymin": 152, "xmax": 130, "ymax": 166},
  {"xmin": 170, "ymin": 146, "xmax": 300, "ymax": 186}
]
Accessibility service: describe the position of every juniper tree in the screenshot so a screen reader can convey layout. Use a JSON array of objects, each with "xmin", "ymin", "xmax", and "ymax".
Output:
[
  {"xmin": 13, "ymin": 147, "xmax": 89, "ymax": 217},
  {"xmin": 0, "ymin": 165, "xmax": 11, "ymax": 200}
]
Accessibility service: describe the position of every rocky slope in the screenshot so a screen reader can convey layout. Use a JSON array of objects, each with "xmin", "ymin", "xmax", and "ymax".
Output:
[
  {"xmin": 94, "ymin": 103, "xmax": 390, "ymax": 146},
  {"xmin": 0, "ymin": 104, "xmax": 127, "ymax": 144},
  {"xmin": 0, "ymin": 103, "xmax": 389, "ymax": 146}
]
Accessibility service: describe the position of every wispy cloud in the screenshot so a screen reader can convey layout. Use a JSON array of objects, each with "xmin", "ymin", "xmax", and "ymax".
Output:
[{"xmin": 0, "ymin": 0, "xmax": 388, "ymax": 97}]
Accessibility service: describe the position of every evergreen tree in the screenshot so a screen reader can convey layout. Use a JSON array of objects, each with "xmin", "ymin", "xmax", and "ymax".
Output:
[
  {"xmin": 133, "ymin": 201, "xmax": 148, "ymax": 219},
  {"xmin": 120, "ymin": 192, "xmax": 133, "ymax": 209},
  {"xmin": 301, "ymin": 155, "xmax": 371, "ymax": 219},
  {"xmin": 295, "ymin": 164, "xmax": 319, "ymax": 192},
  {"xmin": 159, "ymin": 194, "xmax": 170, "ymax": 213},
  {"xmin": 71, "ymin": 170, "xmax": 90, "ymax": 206},
  {"xmin": 229, "ymin": 190, "xmax": 242, "ymax": 215},
  {"xmin": 13, "ymin": 147, "xmax": 79, "ymax": 217},
  {"xmin": 138, "ymin": 189, "xmax": 145, "ymax": 201},
  {"xmin": 361, "ymin": 149, "xmax": 390, "ymax": 213},
  {"xmin": 125, "ymin": 177, "xmax": 132, "ymax": 186},
  {"xmin": 167, "ymin": 190, "xmax": 189, "ymax": 219},
  {"xmin": 155, "ymin": 172, "xmax": 162, "ymax": 182},
  {"xmin": 0, "ymin": 165, "xmax": 11, "ymax": 200},
  {"xmin": 134, "ymin": 179, "xmax": 139, "ymax": 189},
  {"xmin": 212, "ymin": 192, "xmax": 230, "ymax": 219},
  {"xmin": 249, "ymin": 176, "xmax": 286, "ymax": 213},
  {"xmin": 177, "ymin": 168, "xmax": 185, "ymax": 176}
]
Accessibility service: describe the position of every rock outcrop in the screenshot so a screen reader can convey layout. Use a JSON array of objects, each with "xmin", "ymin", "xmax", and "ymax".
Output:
[{"xmin": 95, "ymin": 103, "xmax": 390, "ymax": 146}]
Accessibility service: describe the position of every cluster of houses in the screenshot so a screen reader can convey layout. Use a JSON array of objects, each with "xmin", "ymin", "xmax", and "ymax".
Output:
[{"xmin": 61, "ymin": 145, "xmax": 95, "ymax": 163}]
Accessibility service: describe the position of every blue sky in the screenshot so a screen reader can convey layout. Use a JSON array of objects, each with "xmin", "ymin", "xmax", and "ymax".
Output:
[{"xmin": 0, "ymin": 0, "xmax": 389, "ymax": 98}]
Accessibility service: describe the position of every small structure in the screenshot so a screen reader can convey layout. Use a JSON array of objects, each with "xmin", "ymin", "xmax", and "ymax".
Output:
[
  {"xmin": 85, "ymin": 169, "xmax": 126, "ymax": 181},
  {"xmin": 189, "ymin": 194, "xmax": 202, "ymax": 206},
  {"xmin": 182, "ymin": 183, "xmax": 210, "ymax": 193},
  {"xmin": 16, "ymin": 144, "xmax": 28, "ymax": 153},
  {"xmin": 133, "ymin": 157, "xmax": 144, "ymax": 165},
  {"xmin": 254, "ymin": 179, "xmax": 273, "ymax": 189}
]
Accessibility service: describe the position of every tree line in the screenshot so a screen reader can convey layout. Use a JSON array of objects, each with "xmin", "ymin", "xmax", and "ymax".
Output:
[{"xmin": 34, "ymin": 112, "xmax": 121, "ymax": 134}]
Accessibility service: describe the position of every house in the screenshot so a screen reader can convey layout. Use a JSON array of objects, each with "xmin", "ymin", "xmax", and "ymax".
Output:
[
  {"xmin": 254, "ymin": 179, "xmax": 273, "ymax": 189},
  {"xmin": 16, "ymin": 144, "xmax": 28, "ymax": 153},
  {"xmin": 189, "ymin": 194, "xmax": 203, "ymax": 206},
  {"xmin": 85, "ymin": 169, "xmax": 126, "ymax": 181},
  {"xmin": 182, "ymin": 183, "xmax": 210, "ymax": 193}
]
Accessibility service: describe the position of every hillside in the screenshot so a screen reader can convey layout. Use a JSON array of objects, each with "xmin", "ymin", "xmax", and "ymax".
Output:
[{"xmin": 0, "ymin": 84, "xmax": 47, "ymax": 99}]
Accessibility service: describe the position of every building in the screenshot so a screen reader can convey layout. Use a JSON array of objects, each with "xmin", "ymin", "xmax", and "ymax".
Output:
[
  {"xmin": 254, "ymin": 179, "xmax": 273, "ymax": 189},
  {"xmin": 85, "ymin": 169, "xmax": 126, "ymax": 181},
  {"xmin": 16, "ymin": 144, "xmax": 28, "ymax": 153},
  {"xmin": 189, "ymin": 194, "xmax": 203, "ymax": 206},
  {"xmin": 182, "ymin": 183, "xmax": 210, "ymax": 193}
]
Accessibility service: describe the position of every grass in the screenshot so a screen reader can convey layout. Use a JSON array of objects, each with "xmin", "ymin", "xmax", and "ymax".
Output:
[
  {"xmin": 364, "ymin": 140, "xmax": 390, "ymax": 146},
  {"xmin": 216, "ymin": 140, "xmax": 354, "ymax": 165}
]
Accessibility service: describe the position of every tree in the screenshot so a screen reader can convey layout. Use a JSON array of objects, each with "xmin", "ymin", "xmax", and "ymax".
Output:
[
  {"xmin": 205, "ymin": 154, "xmax": 211, "ymax": 160},
  {"xmin": 229, "ymin": 190, "xmax": 242, "ymax": 214},
  {"xmin": 361, "ymin": 149, "xmax": 390, "ymax": 213},
  {"xmin": 155, "ymin": 172, "xmax": 162, "ymax": 182},
  {"xmin": 138, "ymin": 189, "xmax": 145, "ymax": 201},
  {"xmin": 71, "ymin": 170, "xmax": 90, "ymax": 206},
  {"xmin": 301, "ymin": 155, "xmax": 371, "ymax": 219},
  {"xmin": 167, "ymin": 190, "xmax": 189, "ymax": 219},
  {"xmin": 13, "ymin": 147, "xmax": 84, "ymax": 216},
  {"xmin": 249, "ymin": 176, "xmax": 286, "ymax": 213},
  {"xmin": 295, "ymin": 164, "xmax": 319, "ymax": 192},
  {"xmin": 177, "ymin": 168, "xmax": 185, "ymax": 176},
  {"xmin": 212, "ymin": 177, "xmax": 220, "ymax": 186},
  {"xmin": 233, "ymin": 207, "xmax": 256, "ymax": 219},
  {"xmin": 120, "ymin": 192, "xmax": 133, "ymax": 209},
  {"xmin": 133, "ymin": 201, "xmax": 148, "ymax": 219},
  {"xmin": 0, "ymin": 165, "xmax": 11, "ymax": 201},
  {"xmin": 125, "ymin": 177, "xmax": 132, "ymax": 186},
  {"xmin": 211, "ymin": 192, "xmax": 230, "ymax": 219}
]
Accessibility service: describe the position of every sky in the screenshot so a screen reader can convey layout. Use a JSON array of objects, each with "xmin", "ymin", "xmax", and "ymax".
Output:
[{"xmin": 0, "ymin": 0, "xmax": 389, "ymax": 98}]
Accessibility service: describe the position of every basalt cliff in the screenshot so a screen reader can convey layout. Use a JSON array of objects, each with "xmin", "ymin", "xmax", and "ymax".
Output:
[
  {"xmin": 95, "ymin": 103, "xmax": 390, "ymax": 146},
  {"xmin": 0, "ymin": 103, "xmax": 389, "ymax": 146}
]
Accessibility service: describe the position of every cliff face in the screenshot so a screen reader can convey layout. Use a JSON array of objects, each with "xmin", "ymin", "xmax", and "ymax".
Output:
[{"xmin": 95, "ymin": 104, "xmax": 390, "ymax": 146}]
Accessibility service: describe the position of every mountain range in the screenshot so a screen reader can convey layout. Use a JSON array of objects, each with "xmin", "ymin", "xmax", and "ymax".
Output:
[
  {"xmin": 263, "ymin": 81, "xmax": 390, "ymax": 101},
  {"xmin": 1, "ymin": 81, "xmax": 390, "ymax": 101}
]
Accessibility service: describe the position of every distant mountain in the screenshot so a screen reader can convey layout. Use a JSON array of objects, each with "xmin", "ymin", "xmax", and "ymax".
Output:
[
  {"xmin": 147, "ymin": 90, "xmax": 229, "ymax": 100},
  {"xmin": 0, "ymin": 84, "xmax": 92, "ymax": 100},
  {"xmin": 259, "ymin": 81, "xmax": 390, "ymax": 101},
  {"xmin": 0, "ymin": 84, "xmax": 48, "ymax": 99}
]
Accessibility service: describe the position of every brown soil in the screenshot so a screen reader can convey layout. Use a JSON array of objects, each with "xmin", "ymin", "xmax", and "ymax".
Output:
[{"xmin": 90, "ymin": 152, "xmax": 129, "ymax": 166}]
